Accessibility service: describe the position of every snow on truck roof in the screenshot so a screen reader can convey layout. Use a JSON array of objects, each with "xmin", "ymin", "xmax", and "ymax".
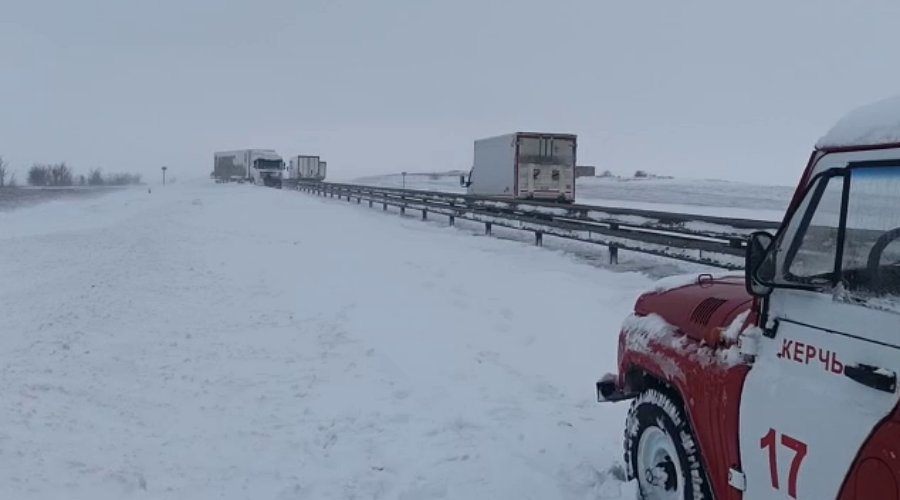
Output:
[{"xmin": 817, "ymin": 94, "xmax": 900, "ymax": 149}]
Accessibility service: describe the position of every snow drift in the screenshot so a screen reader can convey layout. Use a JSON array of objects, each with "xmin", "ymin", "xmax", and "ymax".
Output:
[{"xmin": 0, "ymin": 182, "xmax": 649, "ymax": 499}]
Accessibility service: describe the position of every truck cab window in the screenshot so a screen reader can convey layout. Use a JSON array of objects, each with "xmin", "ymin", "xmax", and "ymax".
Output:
[
  {"xmin": 779, "ymin": 174, "xmax": 845, "ymax": 285},
  {"xmin": 839, "ymin": 166, "xmax": 900, "ymax": 299}
]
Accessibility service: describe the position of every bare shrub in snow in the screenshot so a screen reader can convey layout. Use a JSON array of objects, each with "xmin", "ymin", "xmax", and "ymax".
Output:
[
  {"xmin": 49, "ymin": 163, "xmax": 74, "ymax": 186},
  {"xmin": 29, "ymin": 163, "xmax": 74, "ymax": 186},
  {"xmin": 88, "ymin": 168, "xmax": 104, "ymax": 186},
  {"xmin": 28, "ymin": 164, "xmax": 49, "ymax": 186},
  {"xmin": 0, "ymin": 156, "xmax": 8, "ymax": 187}
]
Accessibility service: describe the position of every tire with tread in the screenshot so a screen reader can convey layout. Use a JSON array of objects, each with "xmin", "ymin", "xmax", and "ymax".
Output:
[{"xmin": 624, "ymin": 388, "xmax": 712, "ymax": 500}]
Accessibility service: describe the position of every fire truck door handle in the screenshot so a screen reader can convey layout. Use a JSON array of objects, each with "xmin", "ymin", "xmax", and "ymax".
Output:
[{"xmin": 844, "ymin": 363, "xmax": 897, "ymax": 394}]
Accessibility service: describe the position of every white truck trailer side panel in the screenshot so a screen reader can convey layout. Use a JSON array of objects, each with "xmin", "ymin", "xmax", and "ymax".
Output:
[
  {"xmin": 214, "ymin": 150, "xmax": 252, "ymax": 180},
  {"xmin": 469, "ymin": 133, "xmax": 517, "ymax": 197}
]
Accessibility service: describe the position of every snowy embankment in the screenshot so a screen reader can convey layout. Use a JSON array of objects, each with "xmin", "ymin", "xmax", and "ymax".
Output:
[
  {"xmin": 0, "ymin": 182, "xmax": 650, "ymax": 499},
  {"xmin": 355, "ymin": 173, "xmax": 794, "ymax": 222}
]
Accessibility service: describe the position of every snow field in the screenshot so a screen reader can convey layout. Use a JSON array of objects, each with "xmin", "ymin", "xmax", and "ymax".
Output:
[
  {"xmin": 0, "ymin": 182, "xmax": 650, "ymax": 499},
  {"xmin": 355, "ymin": 174, "xmax": 794, "ymax": 223}
]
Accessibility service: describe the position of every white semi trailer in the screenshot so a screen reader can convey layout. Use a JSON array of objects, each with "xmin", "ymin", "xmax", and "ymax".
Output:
[
  {"xmin": 213, "ymin": 149, "xmax": 284, "ymax": 187},
  {"xmin": 287, "ymin": 155, "xmax": 327, "ymax": 181},
  {"xmin": 461, "ymin": 132, "xmax": 576, "ymax": 202}
]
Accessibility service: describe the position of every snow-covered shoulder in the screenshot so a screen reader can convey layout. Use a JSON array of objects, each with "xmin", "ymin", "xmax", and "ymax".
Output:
[{"xmin": 817, "ymin": 94, "xmax": 900, "ymax": 149}]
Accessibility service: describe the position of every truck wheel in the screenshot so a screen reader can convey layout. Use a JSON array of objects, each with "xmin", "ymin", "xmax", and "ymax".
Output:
[{"xmin": 624, "ymin": 388, "xmax": 710, "ymax": 500}]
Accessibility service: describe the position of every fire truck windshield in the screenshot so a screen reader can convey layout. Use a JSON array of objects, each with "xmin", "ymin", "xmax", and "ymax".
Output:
[{"xmin": 772, "ymin": 164, "xmax": 900, "ymax": 301}]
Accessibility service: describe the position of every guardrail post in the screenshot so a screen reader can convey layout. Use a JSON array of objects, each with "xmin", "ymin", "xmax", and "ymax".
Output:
[
  {"xmin": 485, "ymin": 222, "xmax": 492, "ymax": 235},
  {"xmin": 535, "ymin": 231, "xmax": 543, "ymax": 246},
  {"xmin": 383, "ymin": 200, "xmax": 387, "ymax": 211},
  {"xmin": 609, "ymin": 245, "xmax": 619, "ymax": 265},
  {"xmin": 400, "ymin": 206, "xmax": 406, "ymax": 215},
  {"xmin": 422, "ymin": 209, "xmax": 428, "ymax": 221}
]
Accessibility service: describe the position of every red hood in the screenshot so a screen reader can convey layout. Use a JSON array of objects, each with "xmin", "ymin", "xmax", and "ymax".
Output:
[{"xmin": 635, "ymin": 275, "xmax": 754, "ymax": 345}]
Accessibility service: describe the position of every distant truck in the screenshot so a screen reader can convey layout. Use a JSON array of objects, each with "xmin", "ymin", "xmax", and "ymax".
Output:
[
  {"xmin": 287, "ymin": 155, "xmax": 327, "ymax": 182},
  {"xmin": 460, "ymin": 132, "xmax": 576, "ymax": 203},
  {"xmin": 575, "ymin": 165, "xmax": 596, "ymax": 178},
  {"xmin": 213, "ymin": 149, "xmax": 284, "ymax": 187}
]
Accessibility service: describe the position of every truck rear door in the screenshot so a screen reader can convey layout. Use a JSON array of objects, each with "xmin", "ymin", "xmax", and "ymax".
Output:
[
  {"xmin": 739, "ymin": 161, "xmax": 900, "ymax": 499},
  {"xmin": 516, "ymin": 135, "xmax": 575, "ymax": 201}
]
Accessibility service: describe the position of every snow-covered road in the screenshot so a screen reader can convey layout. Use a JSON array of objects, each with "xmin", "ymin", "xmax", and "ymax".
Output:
[{"xmin": 0, "ymin": 182, "xmax": 652, "ymax": 499}]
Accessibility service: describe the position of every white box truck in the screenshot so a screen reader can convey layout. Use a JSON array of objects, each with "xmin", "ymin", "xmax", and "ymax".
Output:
[
  {"xmin": 287, "ymin": 155, "xmax": 326, "ymax": 181},
  {"xmin": 213, "ymin": 149, "xmax": 284, "ymax": 187},
  {"xmin": 461, "ymin": 132, "xmax": 576, "ymax": 202}
]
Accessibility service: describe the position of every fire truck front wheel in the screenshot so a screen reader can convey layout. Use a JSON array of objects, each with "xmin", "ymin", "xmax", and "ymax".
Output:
[{"xmin": 624, "ymin": 388, "xmax": 710, "ymax": 500}]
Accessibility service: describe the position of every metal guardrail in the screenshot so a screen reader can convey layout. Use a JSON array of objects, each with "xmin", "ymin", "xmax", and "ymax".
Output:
[{"xmin": 294, "ymin": 181, "xmax": 781, "ymax": 270}]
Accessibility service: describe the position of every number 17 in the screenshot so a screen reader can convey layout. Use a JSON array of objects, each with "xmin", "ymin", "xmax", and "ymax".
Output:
[{"xmin": 761, "ymin": 428, "xmax": 808, "ymax": 499}]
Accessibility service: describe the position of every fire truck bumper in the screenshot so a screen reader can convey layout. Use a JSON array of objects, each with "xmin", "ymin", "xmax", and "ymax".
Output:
[{"xmin": 596, "ymin": 373, "xmax": 636, "ymax": 402}]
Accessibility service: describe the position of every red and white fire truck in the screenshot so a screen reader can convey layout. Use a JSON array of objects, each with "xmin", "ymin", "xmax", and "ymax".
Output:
[{"xmin": 597, "ymin": 94, "xmax": 900, "ymax": 500}]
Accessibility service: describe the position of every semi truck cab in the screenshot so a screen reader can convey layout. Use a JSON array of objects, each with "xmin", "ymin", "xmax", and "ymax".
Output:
[
  {"xmin": 251, "ymin": 156, "xmax": 284, "ymax": 188},
  {"xmin": 213, "ymin": 149, "xmax": 284, "ymax": 187},
  {"xmin": 596, "ymin": 94, "xmax": 900, "ymax": 500}
]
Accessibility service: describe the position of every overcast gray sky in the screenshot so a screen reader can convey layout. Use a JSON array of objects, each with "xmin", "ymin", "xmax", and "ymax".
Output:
[{"xmin": 3, "ymin": 0, "xmax": 900, "ymax": 186}]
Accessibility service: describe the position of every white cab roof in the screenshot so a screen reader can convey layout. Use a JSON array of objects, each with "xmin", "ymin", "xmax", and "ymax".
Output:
[{"xmin": 817, "ymin": 94, "xmax": 900, "ymax": 149}]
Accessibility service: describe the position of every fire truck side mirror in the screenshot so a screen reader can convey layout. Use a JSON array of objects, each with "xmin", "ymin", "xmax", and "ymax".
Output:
[{"xmin": 746, "ymin": 231, "xmax": 775, "ymax": 297}]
